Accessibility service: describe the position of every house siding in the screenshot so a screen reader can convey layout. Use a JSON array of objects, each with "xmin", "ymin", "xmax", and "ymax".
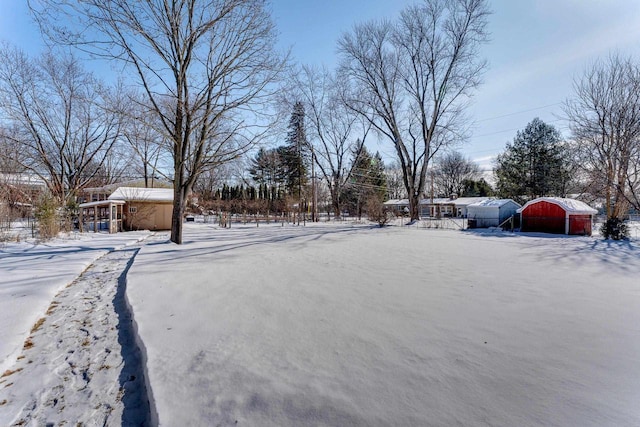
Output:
[{"xmin": 125, "ymin": 202, "xmax": 172, "ymax": 231}]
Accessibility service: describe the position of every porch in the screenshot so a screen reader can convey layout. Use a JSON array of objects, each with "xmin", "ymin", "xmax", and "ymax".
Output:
[{"xmin": 78, "ymin": 200, "xmax": 125, "ymax": 233}]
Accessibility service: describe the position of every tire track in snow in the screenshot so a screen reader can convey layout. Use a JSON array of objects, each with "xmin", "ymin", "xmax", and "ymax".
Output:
[{"xmin": 0, "ymin": 240, "xmax": 153, "ymax": 426}]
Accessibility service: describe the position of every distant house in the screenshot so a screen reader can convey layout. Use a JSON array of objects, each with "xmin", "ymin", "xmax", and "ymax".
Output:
[
  {"xmin": 383, "ymin": 197, "xmax": 493, "ymax": 218},
  {"xmin": 108, "ymin": 187, "xmax": 174, "ymax": 231},
  {"xmin": 467, "ymin": 199, "xmax": 521, "ymax": 228},
  {"xmin": 0, "ymin": 173, "xmax": 47, "ymax": 217},
  {"xmin": 517, "ymin": 197, "xmax": 597, "ymax": 236},
  {"xmin": 419, "ymin": 196, "xmax": 491, "ymax": 218},
  {"xmin": 449, "ymin": 197, "xmax": 492, "ymax": 217},
  {"xmin": 383, "ymin": 199, "xmax": 410, "ymax": 216},
  {"xmin": 419, "ymin": 198, "xmax": 452, "ymax": 217}
]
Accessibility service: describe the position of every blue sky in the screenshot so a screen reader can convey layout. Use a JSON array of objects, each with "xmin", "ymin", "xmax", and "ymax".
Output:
[{"xmin": 2, "ymin": 0, "xmax": 640, "ymax": 172}]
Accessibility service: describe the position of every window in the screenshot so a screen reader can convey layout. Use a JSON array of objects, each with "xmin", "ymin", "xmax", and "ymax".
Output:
[{"xmin": 129, "ymin": 206, "xmax": 138, "ymax": 214}]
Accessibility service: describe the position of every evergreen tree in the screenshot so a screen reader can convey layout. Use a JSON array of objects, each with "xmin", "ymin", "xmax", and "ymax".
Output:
[
  {"xmin": 495, "ymin": 118, "xmax": 571, "ymax": 204},
  {"xmin": 281, "ymin": 102, "xmax": 309, "ymax": 199},
  {"xmin": 370, "ymin": 152, "xmax": 387, "ymax": 201},
  {"xmin": 345, "ymin": 147, "xmax": 387, "ymax": 217},
  {"xmin": 461, "ymin": 178, "xmax": 494, "ymax": 197},
  {"xmin": 249, "ymin": 147, "xmax": 285, "ymax": 189}
]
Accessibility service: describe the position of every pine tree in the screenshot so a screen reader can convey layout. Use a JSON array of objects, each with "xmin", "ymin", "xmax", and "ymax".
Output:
[
  {"xmin": 370, "ymin": 152, "xmax": 387, "ymax": 201},
  {"xmin": 249, "ymin": 148, "xmax": 283, "ymax": 187},
  {"xmin": 461, "ymin": 178, "xmax": 494, "ymax": 197},
  {"xmin": 282, "ymin": 102, "xmax": 309, "ymax": 200},
  {"xmin": 345, "ymin": 147, "xmax": 387, "ymax": 217},
  {"xmin": 495, "ymin": 118, "xmax": 571, "ymax": 204}
]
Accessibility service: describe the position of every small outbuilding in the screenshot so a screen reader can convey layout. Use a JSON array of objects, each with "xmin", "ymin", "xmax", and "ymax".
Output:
[
  {"xmin": 108, "ymin": 187, "xmax": 174, "ymax": 231},
  {"xmin": 517, "ymin": 197, "xmax": 597, "ymax": 236},
  {"xmin": 466, "ymin": 199, "xmax": 521, "ymax": 228}
]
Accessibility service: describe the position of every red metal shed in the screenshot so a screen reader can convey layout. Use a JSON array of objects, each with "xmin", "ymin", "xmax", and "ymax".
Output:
[{"xmin": 517, "ymin": 197, "xmax": 598, "ymax": 236}]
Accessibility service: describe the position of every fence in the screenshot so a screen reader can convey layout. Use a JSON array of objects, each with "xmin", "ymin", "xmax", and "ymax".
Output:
[
  {"xmin": 195, "ymin": 211, "xmax": 369, "ymax": 227},
  {"xmin": 0, "ymin": 215, "xmax": 38, "ymax": 241},
  {"xmin": 414, "ymin": 217, "xmax": 467, "ymax": 230}
]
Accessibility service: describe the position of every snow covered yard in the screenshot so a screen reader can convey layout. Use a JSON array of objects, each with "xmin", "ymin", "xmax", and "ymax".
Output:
[{"xmin": 127, "ymin": 222, "xmax": 640, "ymax": 426}]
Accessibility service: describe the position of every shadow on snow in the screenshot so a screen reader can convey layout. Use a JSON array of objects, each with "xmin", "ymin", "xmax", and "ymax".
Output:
[{"xmin": 113, "ymin": 247, "xmax": 157, "ymax": 426}]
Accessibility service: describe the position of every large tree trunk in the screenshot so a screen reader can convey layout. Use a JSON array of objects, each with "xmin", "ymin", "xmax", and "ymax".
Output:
[
  {"xmin": 401, "ymin": 162, "xmax": 421, "ymax": 222},
  {"xmin": 170, "ymin": 199, "xmax": 184, "ymax": 244},
  {"xmin": 332, "ymin": 200, "xmax": 341, "ymax": 219},
  {"xmin": 409, "ymin": 192, "xmax": 420, "ymax": 221},
  {"xmin": 330, "ymin": 185, "xmax": 341, "ymax": 218},
  {"xmin": 171, "ymin": 185, "xmax": 185, "ymax": 244}
]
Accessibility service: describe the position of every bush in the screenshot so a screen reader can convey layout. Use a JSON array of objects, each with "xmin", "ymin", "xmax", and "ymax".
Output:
[
  {"xmin": 35, "ymin": 194, "xmax": 61, "ymax": 240},
  {"xmin": 600, "ymin": 218, "xmax": 629, "ymax": 240},
  {"xmin": 366, "ymin": 197, "xmax": 391, "ymax": 227}
]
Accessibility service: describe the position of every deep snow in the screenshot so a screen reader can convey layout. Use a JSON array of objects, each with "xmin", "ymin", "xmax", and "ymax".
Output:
[{"xmin": 1, "ymin": 222, "xmax": 639, "ymax": 426}]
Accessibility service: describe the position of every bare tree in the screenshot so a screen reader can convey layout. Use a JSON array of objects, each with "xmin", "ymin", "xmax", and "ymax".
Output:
[
  {"xmin": 120, "ymin": 94, "xmax": 169, "ymax": 188},
  {"xmin": 0, "ymin": 126, "xmax": 26, "ymax": 174},
  {"xmin": 564, "ymin": 54, "xmax": 640, "ymax": 219},
  {"xmin": 433, "ymin": 151, "xmax": 480, "ymax": 197},
  {"xmin": 31, "ymin": 0, "xmax": 286, "ymax": 243},
  {"xmin": 338, "ymin": 0, "xmax": 490, "ymax": 220},
  {"xmin": 0, "ymin": 44, "xmax": 121, "ymax": 203},
  {"xmin": 384, "ymin": 161, "xmax": 407, "ymax": 200},
  {"xmin": 291, "ymin": 65, "xmax": 370, "ymax": 217},
  {"xmin": 194, "ymin": 162, "xmax": 235, "ymax": 204}
]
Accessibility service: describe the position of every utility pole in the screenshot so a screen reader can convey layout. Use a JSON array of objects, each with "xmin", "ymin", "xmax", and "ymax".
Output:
[
  {"xmin": 430, "ymin": 169, "xmax": 435, "ymax": 218},
  {"xmin": 311, "ymin": 147, "xmax": 318, "ymax": 222}
]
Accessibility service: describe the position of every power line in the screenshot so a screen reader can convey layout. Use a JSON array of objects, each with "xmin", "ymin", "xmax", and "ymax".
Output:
[
  {"xmin": 476, "ymin": 102, "xmax": 563, "ymax": 123},
  {"xmin": 472, "ymin": 118, "xmax": 566, "ymax": 139}
]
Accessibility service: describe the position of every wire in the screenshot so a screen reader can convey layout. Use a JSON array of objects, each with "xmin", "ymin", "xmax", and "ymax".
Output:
[
  {"xmin": 472, "ymin": 119, "xmax": 566, "ymax": 139},
  {"xmin": 475, "ymin": 103, "xmax": 563, "ymax": 123}
]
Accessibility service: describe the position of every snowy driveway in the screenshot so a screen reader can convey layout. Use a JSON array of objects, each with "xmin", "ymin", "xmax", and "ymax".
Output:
[{"xmin": 127, "ymin": 223, "xmax": 640, "ymax": 426}]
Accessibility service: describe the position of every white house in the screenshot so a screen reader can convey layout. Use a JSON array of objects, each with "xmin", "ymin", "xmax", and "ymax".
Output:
[
  {"xmin": 384, "ymin": 196, "xmax": 493, "ymax": 218},
  {"xmin": 383, "ymin": 199, "xmax": 409, "ymax": 215},
  {"xmin": 418, "ymin": 196, "xmax": 491, "ymax": 218},
  {"xmin": 449, "ymin": 197, "xmax": 493, "ymax": 217}
]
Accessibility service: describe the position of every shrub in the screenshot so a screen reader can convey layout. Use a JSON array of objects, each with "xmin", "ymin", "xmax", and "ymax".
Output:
[
  {"xmin": 35, "ymin": 193, "xmax": 61, "ymax": 240},
  {"xmin": 600, "ymin": 218, "xmax": 629, "ymax": 240},
  {"xmin": 366, "ymin": 197, "xmax": 391, "ymax": 227}
]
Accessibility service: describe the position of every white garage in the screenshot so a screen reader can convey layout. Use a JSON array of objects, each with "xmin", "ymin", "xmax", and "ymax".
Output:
[{"xmin": 467, "ymin": 199, "xmax": 521, "ymax": 228}]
